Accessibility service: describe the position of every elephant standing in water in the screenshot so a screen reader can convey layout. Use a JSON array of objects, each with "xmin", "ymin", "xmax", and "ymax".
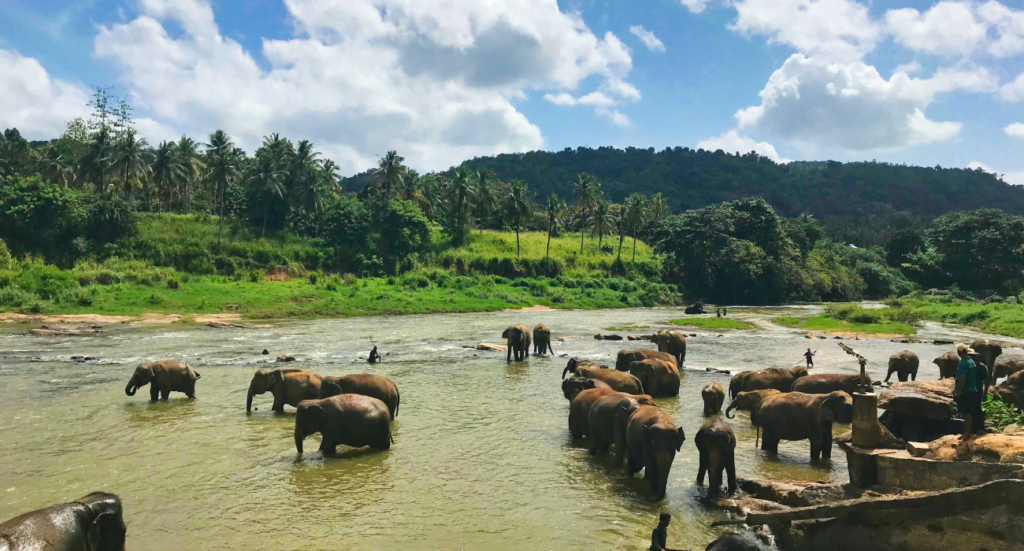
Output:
[
  {"xmin": 728, "ymin": 366, "xmax": 808, "ymax": 398},
  {"xmin": 568, "ymin": 387, "xmax": 617, "ymax": 439},
  {"xmin": 295, "ymin": 394, "xmax": 393, "ymax": 454},
  {"xmin": 247, "ymin": 368, "xmax": 322, "ymax": 412},
  {"xmin": 625, "ymin": 406, "xmax": 686, "ymax": 501},
  {"xmin": 562, "ymin": 360, "xmax": 644, "ymax": 394},
  {"xmin": 725, "ymin": 389, "xmax": 781, "ymax": 425},
  {"xmin": 320, "ymin": 374, "xmax": 400, "ymax": 420},
  {"xmin": 503, "ymin": 324, "xmax": 532, "ymax": 361},
  {"xmin": 586, "ymin": 392, "xmax": 656, "ymax": 455},
  {"xmin": 125, "ymin": 360, "xmax": 201, "ymax": 400},
  {"xmin": 885, "ymin": 350, "xmax": 919, "ymax": 382},
  {"xmin": 695, "ymin": 414, "xmax": 737, "ymax": 496},
  {"xmin": 651, "ymin": 330, "xmax": 687, "ymax": 365},
  {"xmin": 533, "ymin": 324, "xmax": 554, "ymax": 355},
  {"xmin": 628, "ymin": 359, "xmax": 680, "ymax": 397},
  {"xmin": 702, "ymin": 381, "xmax": 726, "ymax": 416},
  {"xmin": 933, "ymin": 351, "xmax": 960, "ymax": 379},
  {"xmin": 791, "ymin": 373, "xmax": 867, "ymax": 394},
  {"xmin": 756, "ymin": 391, "xmax": 854, "ymax": 460},
  {"xmin": 561, "ymin": 376, "xmax": 611, "ymax": 402},
  {"xmin": 0, "ymin": 492, "xmax": 126, "ymax": 551},
  {"xmin": 615, "ymin": 349, "xmax": 677, "ymax": 371}
]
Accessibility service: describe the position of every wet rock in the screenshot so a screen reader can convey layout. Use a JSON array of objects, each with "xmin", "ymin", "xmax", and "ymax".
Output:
[
  {"xmin": 593, "ymin": 334, "xmax": 623, "ymax": 340},
  {"xmin": 276, "ymin": 354, "xmax": 297, "ymax": 362},
  {"xmin": 879, "ymin": 410, "xmax": 962, "ymax": 443},
  {"xmin": 261, "ymin": 349, "xmax": 269, "ymax": 355},
  {"xmin": 934, "ymin": 339, "xmax": 955, "ymax": 345},
  {"xmin": 70, "ymin": 355, "xmax": 98, "ymax": 362},
  {"xmin": 923, "ymin": 433, "xmax": 1024, "ymax": 463},
  {"xmin": 690, "ymin": 333, "xmax": 697, "ymax": 337},
  {"xmin": 475, "ymin": 343, "xmax": 508, "ymax": 352},
  {"xmin": 627, "ymin": 335, "xmax": 641, "ymax": 341},
  {"xmin": 737, "ymin": 479, "xmax": 848, "ymax": 507},
  {"xmin": 993, "ymin": 371, "xmax": 1024, "ymax": 410},
  {"xmin": 30, "ymin": 326, "xmax": 102, "ymax": 337},
  {"xmin": 878, "ymin": 378, "xmax": 955, "ymax": 420},
  {"xmin": 715, "ymin": 496, "xmax": 789, "ymax": 515},
  {"xmin": 706, "ymin": 367, "xmax": 731, "ymax": 374}
]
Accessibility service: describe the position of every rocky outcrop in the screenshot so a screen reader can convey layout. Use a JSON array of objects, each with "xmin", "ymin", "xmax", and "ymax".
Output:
[
  {"xmin": 737, "ymin": 479, "xmax": 848, "ymax": 508},
  {"xmin": 992, "ymin": 371, "xmax": 1024, "ymax": 410},
  {"xmin": 878, "ymin": 379, "xmax": 955, "ymax": 420},
  {"xmin": 593, "ymin": 334, "xmax": 623, "ymax": 340},
  {"xmin": 276, "ymin": 354, "xmax": 296, "ymax": 362},
  {"xmin": 922, "ymin": 431, "xmax": 1024, "ymax": 464},
  {"xmin": 30, "ymin": 325, "xmax": 103, "ymax": 336},
  {"xmin": 475, "ymin": 343, "xmax": 507, "ymax": 351}
]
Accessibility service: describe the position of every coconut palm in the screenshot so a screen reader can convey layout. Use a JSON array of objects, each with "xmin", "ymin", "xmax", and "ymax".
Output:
[
  {"xmin": 624, "ymin": 193, "xmax": 648, "ymax": 262},
  {"xmin": 175, "ymin": 136, "xmax": 205, "ymax": 213},
  {"xmin": 112, "ymin": 129, "xmax": 152, "ymax": 205},
  {"xmin": 474, "ymin": 169, "xmax": 496, "ymax": 233},
  {"xmin": 80, "ymin": 126, "xmax": 114, "ymax": 195},
  {"xmin": 249, "ymin": 152, "xmax": 286, "ymax": 238},
  {"xmin": 545, "ymin": 193, "xmax": 566, "ymax": 258},
  {"xmin": 450, "ymin": 166, "xmax": 475, "ymax": 245},
  {"xmin": 504, "ymin": 180, "xmax": 534, "ymax": 257},
  {"xmin": 150, "ymin": 141, "xmax": 181, "ymax": 212},
  {"xmin": 648, "ymin": 192, "xmax": 669, "ymax": 221},
  {"xmin": 288, "ymin": 139, "xmax": 324, "ymax": 214},
  {"xmin": 593, "ymin": 200, "xmax": 616, "ymax": 251},
  {"xmin": 205, "ymin": 130, "xmax": 240, "ymax": 241},
  {"xmin": 373, "ymin": 150, "xmax": 407, "ymax": 200},
  {"xmin": 39, "ymin": 145, "xmax": 75, "ymax": 188},
  {"xmin": 573, "ymin": 173, "xmax": 601, "ymax": 253}
]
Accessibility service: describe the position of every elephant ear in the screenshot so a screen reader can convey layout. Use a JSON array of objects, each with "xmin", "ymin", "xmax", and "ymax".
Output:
[
  {"xmin": 321, "ymin": 381, "xmax": 343, "ymax": 399},
  {"xmin": 818, "ymin": 398, "xmax": 835, "ymax": 423},
  {"xmin": 268, "ymin": 369, "xmax": 285, "ymax": 388},
  {"xmin": 87, "ymin": 511, "xmax": 126, "ymax": 551}
]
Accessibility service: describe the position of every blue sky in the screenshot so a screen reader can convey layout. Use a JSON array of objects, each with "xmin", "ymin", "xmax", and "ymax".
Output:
[{"xmin": 1, "ymin": 0, "xmax": 1022, "ymax": 183}]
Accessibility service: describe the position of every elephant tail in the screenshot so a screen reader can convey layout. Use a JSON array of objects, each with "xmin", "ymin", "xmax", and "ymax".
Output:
[
  {"xmin": 390, "ymin": 432, "xmax": 395, "ymax": 445},
  {"xmin": 395, "ymin": 390, "xmax": 400, "ymax": 419}
]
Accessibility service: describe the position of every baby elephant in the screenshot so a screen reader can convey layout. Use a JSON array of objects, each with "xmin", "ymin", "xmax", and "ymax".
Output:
[
  {"xmin": 702, "ymin": 381, "xmax": 726, "ymax": 416},
  {"xmin": 125, "ymin": 360, "xmax": 201, "ymax": 400},
  {"xmin": 695, "ymin": 414, "xmax": 737, "ymax": 496},
  {"xmin": 0, "ymin": 491, "xmax": 126, "ymax": 551},
  {"xmin": 295, "ymin": 394, "xmax": 393, "ymax": 455},
  {"xmin": 320, "ymin": 374, "xmax": 401, "ymax": 420},
  {"xmin": 533, "ymin": 324, "xmax": 554, "ymax": 355},
  {"xmin": 885, "ymin": 350, "xmax": 919, "ymax": 382}
]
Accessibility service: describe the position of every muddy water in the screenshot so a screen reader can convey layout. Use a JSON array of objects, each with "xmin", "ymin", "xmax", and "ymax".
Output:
[{"xmin": 0, "ymin": 306, "xmax": 1016, "ymax": 550}]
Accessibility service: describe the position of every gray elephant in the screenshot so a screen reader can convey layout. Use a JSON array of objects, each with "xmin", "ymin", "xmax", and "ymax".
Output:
[
  {"xmin": 247, "ymin": 368, "xmax": 323, "ymax": 412},
  {"xmin": 724, "ymin": 389, "xmax": 781, "ymax": 425},
  {"xmin": 625, "ymin": 405, "xmax": 686, "ymax": 500},
  {"xmin": 615, "ymin": 349, "xmax": 677, "ymax": 371},
  {"xmin": 972, "ymin": 338, "xmax": 1003, "ymax": 383},
  {"xmin": 994, "ymin": 356, "xmax": 1024, "ymax": 382},
  {"xmin": 503, "ymin": 324, "xmax": 532, "ymax": 361},
  {"xmin": 320, "ymin": 374, "xmax": 400, "ymax": 420},
  {"xmin": 791, "ymin": 373, "xmax": 866, "ymax": 394},
  {"xmin": 294, "ymin": 394, "xmax": 392, "ymax": 454},
  {"xmin": 0, "ymin": 492, "xmax": 126, "ymax": 551},
  {"xmin": 728, "ymin": 366, "xmax": 808, "ymax": 398},
  {"xmin": 933, "ymin": 351, "xmax": 960, "ymax": 379},
  {"xmin": 705, "ymin": 530, "xmax": 771, "ymax": 551},
  {"xmin": 533, "ymin": 324, "xmax": 554, "ymax": 355},
  {"xmin": 756, "ymin": 391, "xmax": 854, "ymax": 460},
  {"xmin": 562, "ymin": 360, "xmax": 644, "ymax": 394},
  {"xmin": 124, "ymin": 360, "xmax": 201, "ymax": 401},
  {"xmin": 885, "ymin": 350, "xmax": 919, "ymax": 382},
  {"xmin": 651, "ymin": 329, "xmax": 687, "ymax": 365},
  {"xmin": 586, "ymin": 391, "xmax": 656, "ymax": 455},
  {"xmin": 629, "ymin": 358, "xmax": 680, "ymax": 397},
  {"xmin": 562, "ymin": 376, "xmax": 611, "ymax": 402},
  {"xmin": 568, "ymin": 387, "xmax": 617, "ymax": 439},
  {"xmin": 695, "ymin": 414, "xmax": 737, "ymax": 496},
  {"xmin": 702, "ymin": 381, "xmax": 726, "ymax": 416}
]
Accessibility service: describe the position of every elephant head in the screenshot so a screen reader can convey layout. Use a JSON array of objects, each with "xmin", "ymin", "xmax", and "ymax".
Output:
[
  {"xmin": 247, "ymin": 369, "xmax": 285, "ymax": 411},
  {"xmin": 294, "ymin": 400, "xmax": 326, "ymax": 454},
  {"xmin": 817, "ymin": 391, "xmax": 854, "ymax": 425},
  {"xmin": 124, "ymin": 364, "xmax": 155, "ymax": 396},
  {"xmin": 78, "ymin": 492, "xmax": 128, "ymax": 551},
  {"xmin": 561, "ymin": 376, "xmax": 598, "ymax": 401},
  {"xmin": 725, "ymin": 391, "xmax": 761, "ymax": 419},
  {"xmin": 643, "ymin": 424, "xmax": 686, "ymax": 500},
  {"xmin": 561, "ymin": 357, "xmax": 583, "ymax": 380},
  {"xmin": 972, "ymin": 339, "xmax": 1003, "ymax": 381}
]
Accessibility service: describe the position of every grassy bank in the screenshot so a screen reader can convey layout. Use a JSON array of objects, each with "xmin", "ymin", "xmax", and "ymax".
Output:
[
  {"xmin": 670, "ymin": 318, "xmax": 757, "ymax": 330},
  {"xmin": 892, "ymin": 298, "xmax": 1024, "ymax": 339},
  {"xmin": 774, "ymin": 303, "xmax": 920, "ymax": 335}
]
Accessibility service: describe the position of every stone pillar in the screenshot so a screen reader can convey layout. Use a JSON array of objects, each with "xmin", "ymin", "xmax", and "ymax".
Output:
[{"xmin": 852, "ymin": 392, "xmax": 881, "ymax": 448}]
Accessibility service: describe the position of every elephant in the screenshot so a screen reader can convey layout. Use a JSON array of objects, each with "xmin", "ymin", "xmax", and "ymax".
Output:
[
  {"xmin": 568, "ymin": 387, "xmax": 617, "ymax": 439},
  {"xmin": 728, "ymin": 366, "xmax": 808, "ymax": 398},
  {"xmin": 124, "ymin": 360, "xmax": 201, "ymax": 401},
  {"xmin": 684, "ymin": 302, "xmax": 707, "ymax": 315},
  {"xmin": 756, "ymin": 391, "xmax": 854, "ymax": 460},
  {"xmin": 651, "ymin": 329, "xmax": 687, "ymax": 365},
  {"xmin": 885, "ymin": 350, "xmax": 919, "ymax": 382},
  {"xmin": 615, "ymin": 349, "xmax": 677, "ymax": 371},
  {"xmin": 533, "ymin": 324, "xmax": 554, "ymax": 355},
  {"xmin": 933, "ymin": 351, "xmax": 960, "ymax": 380},
  {"xmin": 704, "ymin": 530, "xmax": 771, "ymax": 551},
  {"xmin": 502, "ymin": 324, "xmax": 532, "ymax": 361},
  {"xmin": 994, "ymin": 356, "xmax": 1024, "ymax": 382},
  {"xmin": 702, "ymin": 381, "xmax": 726, "ymax": 416},
  {"xmin": 586, "ymin": 392, "xmax": 657, "ymax": 456},
  {"xmin": 791, "ymin": 373, "xmax": 867, "ymax": 394},
  {"xmin": 320, "ymin": 374, "xmax": 400, "ymax": 420},
  {"xmin": 625, "ymin": 405, "xmax": 686, "ymax": 500},
  {"xmin": 628, "ymin": 359, "xmax": 680, "ymax": 397},
  {"xmin": 724, "ymin": 389, "xmax": 781, "ymax": 425},
  {"xmin": 563, "ymin": 364, "xmax": 644, "ymax": 394},
  {"xmin": 972, "ymin": 338, "xmax": 1003, "ymax": 384},
  {"xmin": 695, "ymin": 414, "xmax": 737, "ymax": 496},
  {"xmin": 247, "ymin": 368, "xmax": 323, "ymax": 412},
  {"xmin": 0, "ymin": 492, "xmax": 126, "ymax": 551},
  {"xmin": 294, "ymin": 394, "xmax": 392, "ymax": 454},
  {"xmin": 562, "ymin": 376, "xmax": 611, "ymax": 402}
]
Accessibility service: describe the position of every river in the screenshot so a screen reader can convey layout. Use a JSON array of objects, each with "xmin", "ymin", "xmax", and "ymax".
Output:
[{"xmin": 0, "ymin": 305, "xmax": 1016, "ymax": 550}]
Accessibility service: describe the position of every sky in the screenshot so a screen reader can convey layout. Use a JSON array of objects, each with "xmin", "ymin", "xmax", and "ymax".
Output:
[{"xmin": 1, "ymin": 0, "xmax": 1023, "ymax": 183}]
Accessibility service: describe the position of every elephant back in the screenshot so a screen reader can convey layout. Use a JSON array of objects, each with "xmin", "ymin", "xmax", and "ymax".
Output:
[{"xmin": 791, "ymin": 374, "xmax": 861, "ymax": 394}]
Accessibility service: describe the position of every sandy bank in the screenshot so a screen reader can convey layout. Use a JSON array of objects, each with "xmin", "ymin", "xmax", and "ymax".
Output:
[{"xmin": 503, "ymin": 304, "xmax": 553, "ymax": 312}]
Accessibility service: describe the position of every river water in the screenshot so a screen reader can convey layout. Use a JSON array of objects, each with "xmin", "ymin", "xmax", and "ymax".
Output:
[{"xmin": 0, "ymin": 305, "xmax": 1017, "ymax": 550}]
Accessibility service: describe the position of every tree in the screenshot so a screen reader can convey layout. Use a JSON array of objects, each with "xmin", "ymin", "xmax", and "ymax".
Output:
[
  {"xmin": 573, "ymin": 173, "xmax": 600, "ymax": 253},
  {"xmin": 248, "ymin": 151, "xmax": 286, "ymax": 238},
  {"xmin": 450, "ymin": 166, "xmax": 475, "ymax": 245},
  {"xmin": 205, "ymin": 130, "xmax": 240, "ymax": 241},
  {"xmin": 373, "ymin": 150, "xmax": 407, "ymax": 201},
  {"xmin": 504, "ymin": 180, "xmax": 534, "ymax": 257},
  {"xmin": 593, "ymin": 200, "xmax": 615, "ymax": 250},
  {"xmin": 112, "ymin": 129, "xmax": 151, "ymax": 204},
  {"xmin": 474, "ymin": 169, "xmax": 496, "ymax": 233},
  {"xmin": 0, "ymin": 128, "xmax": 33, "ymax": 178},
  {"xmin": 288, "ymin": 139, "xmax": 324, "ymax": 214},
  {"xmin": 39, "ymin": 144, "xmax": 75, "ymax": 188},
  {"xmin": 80, "ymin": 127, "xmax": 114, "ymax": 195},
  {"xmin": 150, "ymin": 141, "xmax": 181, "ymax": 212},
  {"xmin": 624, "ymin": 193, "xmax": 648, "ymax": 262},
  {"xmin": 175, "ymin": 136, "xmax": 205, "ymax": 213},
  {"xmin": 930, "ymin": 209, "xmax": 1024, "ymax": 295},
  {"xmin": 648, "ymin": 192, "xmax": 669, "ymax": 221},
  {"xmin": 545, "ymin": 193, "xmax": 566, "ymax": 258}
]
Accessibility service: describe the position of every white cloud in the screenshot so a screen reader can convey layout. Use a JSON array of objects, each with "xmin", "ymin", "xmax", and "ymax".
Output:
[
  {"xmin": 885, "ymin": 2, "xmax": 987, "ymax": 57},
  {"xmin": 1000, "ymin": 72, "xmax": 1024, "ymax": 101},
  {"xmin": 0, "ymin": 49, "xmax": 91, "ymax": 140},
  {"xmin": 735, "ymin": 54, "xmax": 996, "ymax": 151},
  {"xmin": 729, "ymin": 0, "xmax": 881, "ymax": 62},
  {"xmin": 629, "ymin": 25, "xmax": 666, "ymax": 52},
  {"xmin": 979, "ymin": 1, "xmax": 1024, "ymax": 57},
  {"xmin": 93, "ymin": 0, "xmax": 639, "ymax": 173},
  {"xmin": 969, "ymin": 161, "xmax": 1024, "ymax": 186},
  {"xmin": 697, "ymin": 130, "xmax": 790, "ymax": 162},
  {"xmin": 678, "ymin": 0, "xmax": 713, "ymax": 14},
  {"xmin": 893, "ymin": 61, "xmax": 922, "ymax": 76},
  {"xmin": 1006, "ymin": 123, "xmax": 1024, "ymax": 139}
]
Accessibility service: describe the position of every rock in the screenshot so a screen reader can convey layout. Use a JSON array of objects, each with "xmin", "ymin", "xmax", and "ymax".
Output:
[
  {"xmin": 715, "ymin": 496, "xmax": 790, "ymax": 515},
  {"xmin": 627, "ymin": 335, "xmax": 641, "ymax": 341},
  {"xmin": 934, "ymin": 339, "xmax": 955, "ymax": 345},
  {"xmin": 907, "ymin": 441, "xmax": 931, "ymax": 457},
  {"xmin": 737, "ymin": 479, "xmax": 848, "ymax": 508},
  {"xmin": 70, "ymin": 355, "xmax": 98, "ymax": 362},
  {"xmin": 834, "ymin": 336, "xmax": 843, "ymax": 339},
  {"xmin": 276, "ymin": 354, "xmax": 296, "ymax": 362},
  {"xmin": 594, "ymin": 334, "xmax": 623, "ymax": 340},
  {"xmin": 993, "ymin": 371, "xmax": 1024, "ymax": 410},
  {"xmin": 30, "ymin": 327, "xmax": 101, "ymax": 337},
  {"xmin": 262, "ymin": 349, "xmax": 269, "ymax": 355},
  {"xmin": 706, "ymin": 367, "xmax": 731, "ymax": 374},
  {"xmin": 806, "ymin": 333, "xmax": 819, "ymax": 339},
  {"xmin": 1004, "ymin": 424, "xmax": 1021, "ymax": 435},
  {"xmin": 924, "ymin": 433, "xmax": 1024, "ymax": 463},
  {"xmin": 878, "ymin": 378, "xmax": 955, "ymax": 420},
  {"xmin": 879, "ymin": 410, "xmax": 962, "ymax": 443},
  {"xmin": 690, "ymin": 333, "xmax": 697, "ymax": 337},
  {"xmin": 476, "ymin": 343, "xmax": 508, "ymax": 352}
]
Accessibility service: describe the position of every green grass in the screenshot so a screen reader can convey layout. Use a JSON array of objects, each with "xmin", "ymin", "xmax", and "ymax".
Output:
[
  {"xmin": 774, "ymin": 315, "xmax": 917, "ymax": 335},
  {"xmin": 669, "ymin": 318, "xmax": 757, "ymax": 330},
  {"xmin": 890, "ymin": 298, "xmax": 1024, "ymax": 339}
]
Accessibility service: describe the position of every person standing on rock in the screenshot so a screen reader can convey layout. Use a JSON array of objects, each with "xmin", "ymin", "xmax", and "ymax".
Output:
[
  {"xmin": 649, "ymin": 513, "xmax": 686, "ymax": 551},
  {"xmin": 955, "ymin": 343, "xmax": 985, "ymax": 441}
]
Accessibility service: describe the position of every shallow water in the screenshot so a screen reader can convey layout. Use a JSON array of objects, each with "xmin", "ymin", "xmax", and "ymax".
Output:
[{"xmin": 0, "ymin": 306, "xmax": 1017, "ymax": 550}]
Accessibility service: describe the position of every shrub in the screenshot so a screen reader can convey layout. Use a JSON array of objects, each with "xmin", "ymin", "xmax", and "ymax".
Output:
[
  {"xmin": 167, "ymin": 279, "xmax": 180, "ymax": 289},
  {"xmin": 248, "ymin": 269, "xmax": 264, "ymax": 283}
]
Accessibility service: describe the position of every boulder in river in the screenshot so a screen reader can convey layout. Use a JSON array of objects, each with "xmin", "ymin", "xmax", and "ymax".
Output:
[
  {"xmin": 475, "ymin": 343, "xmax": 507, "ymax": 352},
  {"xmin": 276, "ymin": 354, "xmax": 297, "ymax": 362},
  {"xmin": 593, "ymin": 334, "xmax": 623, "ymax": 340},
  {"xmin": 878, "ymin": 378, "xmax": 955, "ymax": 420},
  {"xmin": 738, "ymin": 478, "xmax": 848, "ymax": 508}
]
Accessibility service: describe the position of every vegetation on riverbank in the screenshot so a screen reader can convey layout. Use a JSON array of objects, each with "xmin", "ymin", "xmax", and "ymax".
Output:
[
  {"xmin": 891, "ymin": 297, "xmax": 1024, "ymax": 339},
  {"xmin": 774, "ymin": 304, "xmax": 921, "ymax": 335},
  {"xmin": 669, "ymin": 318, "xmax": 757, "ymax": 330},
  {"xmin": 983, "ymin": 395, "xmax": 1024, "ymax": 430}
]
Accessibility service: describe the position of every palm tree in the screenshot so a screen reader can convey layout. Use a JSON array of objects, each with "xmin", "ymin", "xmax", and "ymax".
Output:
[
  {"xmin": 545, "ymin": 193, "xmax": 565, "ymax": 258},
  {"xmin": 474, "ymin": 169, "xmax": 495, "ymax": 233},
  {"xmin": 450, "ymin": 166, "xmax": 475, "ymax": 245},
  {"xmin": 504, "ymin": 180, "xmax": 533, "ymax": 257},
  {"xmin": 374, "ymin": 150, "xmax": 407, "ymax": 200},
  {"xmin": 593, "ymin": 200, "xmax": 616, "ymax": 251},
  {"xmin": 150, "ymin": 141, "xmax": 181, "ymax": 212},
  {"xmin": 175, "ymin": 136, "xmax": 205, "ymax": 213},
  {"xmin": 624, "ymin": 193, "xmax": 648, "ymax": 262},
  {"xmin": 80, "ymin": 127, "xmax": 113, "ymax": 195},
  {"xmin": 573, "ymin": 173, "xmax": 600, "ymax": 253},
  {"xmin": 288, "ymin": 139, "xmax": 323, "ymax": 213},
  {"xmin": 113, "ymin": 129, "xmax": 151, "ymax": 204},
  {"xmin": 205, "ymin": 130, "xmax": 240, "ymax": 241},
  {"xmin": 39, "ymin": 145, "xmax": 74, "ymax": 188},
  {"xmin": 648, "ymin": 192, "xmax": 669, "ymax": 221},
  {"xmin": 249, "ymin": 153, "xmax": 286, "ymax": 238}
]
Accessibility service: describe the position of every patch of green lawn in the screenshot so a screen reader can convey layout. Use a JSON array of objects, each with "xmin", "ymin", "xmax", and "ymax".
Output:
[{"xmin": 669, "ymin": 318, "xmax": 756, "ymax": 330}]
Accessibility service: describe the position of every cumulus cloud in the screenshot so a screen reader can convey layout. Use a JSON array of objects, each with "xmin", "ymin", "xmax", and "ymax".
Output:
[
  {"xmin": 885, "ymin": 2, "xmax": 987, "ymax": 57},
  {"xmin": 1000, "ymin": 72, "xmax": 1024, "ymax": 101},
  {"xmin": 1006, "ymin": 123, "xmax": 1024, "ymax": 139},
  {"xmin": 735, "ymin": 55, "xmax": 997, "ymax": 151},
  {"xmin": 0, "ymin": 49, "xmax": 91, "ymax": 140},
  {"xmin": 697, "ymin": 130, "xmax": 790, "ymax": 162},
  {"xmin": 969, "ymin": 161, "xmax": 1024, "ymax": 186},
  {"xmin": 979, "ymin": 1, "xmax": 1024, "ymax": 57},
  {"xmin": 629, "ymin": 25, "xmax": 666, "ymax": 51},
  {"xmin": 93, "ymin": 0, "xmax": 639, "ymax": 173},
  {"xmin": 678, "ymin": 0, "xmax": 714, "ymax": 14},
  {"xmin": 729, "ymin": 0, "xmax": 881, "ymax": 62}
]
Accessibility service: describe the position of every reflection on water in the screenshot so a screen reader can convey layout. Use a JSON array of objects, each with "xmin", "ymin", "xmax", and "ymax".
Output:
[{"xmin": 0, "ymin": 306, "xmax": 1016, "ymax": 550}]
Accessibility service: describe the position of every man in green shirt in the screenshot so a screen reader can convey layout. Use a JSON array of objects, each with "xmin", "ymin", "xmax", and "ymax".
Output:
[{"xmin": 955, "ymin": 344, "xmax": 985, "ymax": 441}]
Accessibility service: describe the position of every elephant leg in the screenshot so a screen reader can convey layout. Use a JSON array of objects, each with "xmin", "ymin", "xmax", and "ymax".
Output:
[
  {"xmin": 507, "ymin": 345, "xmax": 512, "ymax": 362},
  {"xmin": 588, "ymin": 439, "xmax": 601, "ymax": 455},
  {"xmin": 272, "ymin": 393, "xmax": 286, "ymax": 413},
  {"xmin": 696, "ymin": 449, "xmax": 707, "ymax": 485},
  {"xmin": 898, "ymin": 371, "xmax": 908, "ymax": 382},
  {"xmin": 821, "ymin": 431, "xmax": 834, "ymax": 460},
  {"xmin": 626, "ymin": 452, "xmax": 641, "ymax": 476},
  {"xmin": 810, "ymin": 437, "xmax": 821, "ymax": 460},
  {"xmin": 160, "ymin": 388, "xmax": 170, "ymax": 401},
  {"xmin": 320, "ymin": 439, "xmax": 338, "ymax": 456},
  {"xmin": 709, "ymin": 463, "xmax": 722, "ymax": 494},
  {"xmin": 726, "ymin": 453, "xmax": 737, "ymax": 495},
  {"xmin": 911, "ymin": 370, "xmax": 917, "ymax": 382},
  {"xmin": 149, "ymin": 385, "xmax": 160, "ymax": 402},
  {"xmin": 761, "ymin": 431, "xmax": 779, "ymax": 454}
]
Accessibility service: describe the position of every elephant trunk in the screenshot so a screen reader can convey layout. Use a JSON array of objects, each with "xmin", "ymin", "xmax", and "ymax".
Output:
[
  {"xmin": 561, "ymin": 365, "xmax": 572, "ymax": 380},
  {"xmin": 125, "ymin": 380, "xmax": 137, "ymax": 396},
  {"xmin": 725, "ymin": 402, "xmax": 737, "ymax": 419},
  {"xmin": 246, "ymin": 382, "xmax": 258, "ymax": 412}
]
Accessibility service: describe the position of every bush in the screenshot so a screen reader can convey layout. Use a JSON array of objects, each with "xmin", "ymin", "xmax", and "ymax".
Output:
[
  {"xmin": 248, "ymin": 269, "xmax": 264, "ymax": 283},
  {"xmin": 982, "ymin": 395, "xmax": 1024, "ymax": 430}
]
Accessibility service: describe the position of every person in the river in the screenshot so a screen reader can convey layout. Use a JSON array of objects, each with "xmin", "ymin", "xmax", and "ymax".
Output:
[
  {"xmin": 650, "ymin": 513, "xmax": 687, "ymax": 551},
  {"xmin": 716, "ymin": 308, "xmax": 721, "ymax": 318},
  {"xmin": 368, "ymin": 346, "xmax": 380, "ymax": 364},
  {"xmin": 955, "ymin": 343, "xmax": 985, "ymax": 441},
  {"xmin": 804, "ymin": 348, "xmax": 816, "ymax": 367},
  {"xmin": 722, "ymin": 308, "xmax": 727, "ymax": 316}
]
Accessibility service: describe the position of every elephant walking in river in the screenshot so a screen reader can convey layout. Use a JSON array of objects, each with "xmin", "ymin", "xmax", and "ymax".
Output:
[
  {"xmin": 702, "ymin": 381, "xmax": 726, "ymax": 416},
  {"xmin": 320, "ymin": 374, "xmax": 400, "ymax": 420},
  {"xmin": 503, "ymin": 324, "xmax": 532, "ymax": 361},
  {"xmin": 0, "ymin": 492, "xmax": 126, "ymax": 551},
  {"xmin": 885, "ymin": 350, "xmax": 919, "ymax": 383},
  {"xmin": 247, "ymin": 368, "xmax": 322, "ymax": 412},
  {"xmin": 728, "ymin": 366, "xmax": 808, "ymax": 398},
  {"xmin": 651, "ymin": 330, "xmax": 687, "ymax": 365},
  {"xmin": 533, "ymin": 324, "xmax": 554, "ymax": 355},
  {"xmin": 295, "ymin": 394, "xmax": 393, "ymax": 454},
  {"xmin": 125, "ymin": 360, "xmax": 201, "ymax": 401},
  {"xmin": 756, "ymin": 391, "xmax": 853, "ymax": 460},
  {"xmin": 695, "ymin": 414, "xmax": 737, "ymax": 496},
  {"xmin": 625, "ymin": 406, "xmax": 686, "ymax": 501}
]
